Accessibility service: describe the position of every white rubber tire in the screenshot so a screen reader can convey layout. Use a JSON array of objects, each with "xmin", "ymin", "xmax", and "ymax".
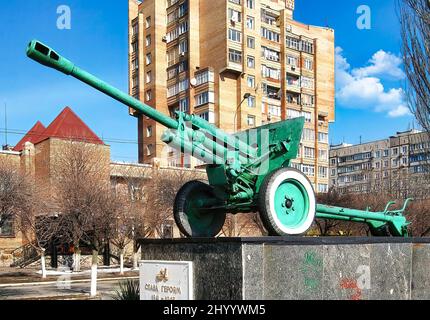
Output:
[{"xmin": 259, "ymin": 168, "xmax": 316, "ymax": 235}]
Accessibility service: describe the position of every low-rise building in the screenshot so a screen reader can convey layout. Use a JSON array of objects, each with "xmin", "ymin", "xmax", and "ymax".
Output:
[{"xmin": 329, "ymin": 129, "xmax": 430, "ymax": 199}]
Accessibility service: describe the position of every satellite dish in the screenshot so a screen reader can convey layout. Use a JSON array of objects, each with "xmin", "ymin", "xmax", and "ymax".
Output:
[{"xmin": 190, "ymin": 78, "xmax": 197, "ymax": 87}]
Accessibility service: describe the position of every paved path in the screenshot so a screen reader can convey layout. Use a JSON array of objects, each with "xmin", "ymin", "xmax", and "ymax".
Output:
[{"xmin": 0, "ymin": 276, "xmax": 139, "ymax": 300}]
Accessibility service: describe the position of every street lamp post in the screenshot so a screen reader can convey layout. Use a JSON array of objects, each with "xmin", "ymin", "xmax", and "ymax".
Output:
[{"xmin": 234, "ymin": 93, "xmax": 251, "ymax": 133}]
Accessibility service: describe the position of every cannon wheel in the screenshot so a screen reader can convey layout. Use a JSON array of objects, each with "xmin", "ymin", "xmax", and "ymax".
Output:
[
  {"xmin": 258, "ymin": 168, "xmax": 316, "ymax": 236},
  {"xmin": 174, "ymin": 180, "xmax": 226, "ymax": 238}
]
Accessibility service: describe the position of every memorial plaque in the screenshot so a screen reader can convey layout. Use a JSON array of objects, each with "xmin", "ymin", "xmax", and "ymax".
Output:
[{"xmin": 139, "ymin": 260, "xmax": 194, "ymax": 300}]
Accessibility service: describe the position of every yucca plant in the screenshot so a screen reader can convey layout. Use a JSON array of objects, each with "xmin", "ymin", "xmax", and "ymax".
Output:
[{"xmin": 114, "ymin": 279, "xmax": 140, "ymax": 300}]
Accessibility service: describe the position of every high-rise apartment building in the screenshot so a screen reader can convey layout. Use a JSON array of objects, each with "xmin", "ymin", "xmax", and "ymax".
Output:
[
  {"xmin": 329, "ymin": 129, "xmax": 430, "ymax": 199},
  {"xmin": 128, "ymin": 0, "xmax": 335, "ymax": 192}
]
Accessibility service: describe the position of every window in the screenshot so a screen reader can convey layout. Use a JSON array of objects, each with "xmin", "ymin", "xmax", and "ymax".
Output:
[
  {"xmin": 287, "ymin": 55, "xmax": 298, "ymax": 67},
  {"xmin": 262, "ymin": 65, "xmax": 280, "ymax": 80},
  {"xmin": 246, "ymin": 0, "xmax": 254, "ymax": 9},
  {"xmin": 179, "ymin": 97, "xmax": 189, "ymax": 112},
  {"xmin": 304, "ymin": 147, "xmax": 315, "ymax": 159},
  {"xmin": 268, "ymin": 104, "xmax": 281, "ymax": 117},
  {"xmin": 247, "ymin": 36, "xmax": 255, "ymax": 49},
  {"xmin": 402, "ymin": 146, "xmax": 408, "ymax": 154},
  {"xmin": 247, "ymin": 115, "xmax": 256, "ymax": 127},
  {"xmin": 179, "ymin": 39, "xmax": 188, "ymax": 54},
  {"xmin": 228, "ymin": 8, "xmax": 242, "ymax": 22},
  {"xmin": 146, "ymin": 35, "xmax": 151, "ymax": 47},
  {"xmin": 318, "ymin": 166, "xmax": 328, "ymax": 178},
  {"xmin": 301, "ymin": 76, "xmax": 314, "ymax": 89},
  {"xmin": 198, "ymin": 111, "xmax": 215, "ymax": 123},
  {"xmin": 146, "ymin": 144, "xmax": 154, "ymax": 156},
  {"xmin": 146, "ymin": 71, "xmax": 152, "ymax": 83},
  {"xmin": 229, "ymin": 49, "xmax": 242, "ymax": 63},
  {"xmin": 375, "ymin": 150, "xmax": 381, "ymax": 158},
  {"xmin": 262, "ymin": 47, "xmax": 280, "ymax": 62},
  {"xmin": 146, "ymin": 126, "xmax": 153, "ymax": 137},
  {"xmin": 247, "ymin": 95, "xmax": 256, "ymax": 108},
  {"xmin": 195, "ymin": 70, "xmax": 214, "ymax": 85},
  {"xmin": 287, "ymin": 75, "xmax": 300, "ymax": 87},
  {"xmin": 261, "ymin": 27, "xmax": 280, "ymax": 42},
  {"xmin": 287, "ymin": 93, "xmax": 300, "ymax": 105},
  {"xmin": 145, "ymin": 16, "xmax": 151, "ymax": 28},
  {"xmin": 302, "ymin": 128, "xmax": 315, "ymax": 142},
  {"xmin": 331, "ymin": 169, "xmax": 336, "ymax": 176},
  {"xmin": 146, "ymin": 53, "xmax": 152, "ymax": 65},
  {"xmin": 146, "ymin": 90, "xmax": 152, "ymax": 101},
  {"xmin": 0, "ymin": 217, "xmax": 13, "ymax": 236},
  {"xmin": 318, "ymin": 132, "xmax": 328, "ymax": 143},
  {"xmin": 247, "ymin": 56, "xmax": 255, "ymax": 68},
  {"xmin": 319, "ymin": 149, "xmax": 328, "ymax": 161},
  {"xmin": 167, "ymin": 78, "xmax": 189, "ymax": 97},
  {"xmin": 161, "ymin": 222, "xmax": 174, "ymax": 239},
  {"xmin": 246, "ymin": 16, "xmax": 255, "ymax": 29},
  {"xmin": 302, "ymin": 94, "xmax": 314, "ymax": 107},
  {"xmin": 132, "ymin": 41, "xmax": 138, "ymax": 53},
  {"xmin": 318, "ymin": 184, "xmax": 328, "ymax": 193},
  {"xmin": 301, "ymin": 40, "xmax": 314, "ymax": 54},
  {"xmin": 392, "ymin": 148, "xmax": 399, "ymax": 156},
  {"xmin": 303, "ymin": 111, "xmax": 312, "ymax": 123},
  {"xmin": 178, "ymin": 2, "xmax": 188, "ymax": 17},
  {"xmin": 287, "ymin": 108, "xmax": 301, "ymax": 119},
  {"xmin": 132, "ymin": 23, "xmax": 139, "ymax": 36},
  {"xmin": 286, "ymin": 36, "xmax": 300, "ymax": 50},
  {"xmin": 304, "ymin": 58, "xmax": 313, "ymax": 70},
  {"xmin": 261, "ymin": 9, "xmax": 278, "ymax": 25},
  {"xmin": 383, "ymin": 150, "xmax": 389, "ymax": 157},
  {"xmin": 132, "ymin": 58, "xmax": 138, "ymax": 70},
  {"xmin": 132, "ymin": 75, "xmax": 139, "ymax": 88},
  {"xmin": 195, "ymin": 91, "xmax": 215, "ymax": 106},
  {"xmin": 229, "ymin": 29, "xmax": 242, "ymax": 43},
  {"xmin": 302, "ymin": 164, "xmax": 315, "ymax": 176},
  {"xmin": 247, "ymin": 76, "xmax": 255, "ymax": 88}
]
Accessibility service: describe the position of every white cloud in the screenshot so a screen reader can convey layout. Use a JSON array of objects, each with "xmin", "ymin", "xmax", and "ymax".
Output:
[
  {"xmin": 336, "ymin": 47, "xmax": 410, "ymax": 118},
  {"xmin": 352, "ymin": 50, "xmax": 405, "ymax": 80}
]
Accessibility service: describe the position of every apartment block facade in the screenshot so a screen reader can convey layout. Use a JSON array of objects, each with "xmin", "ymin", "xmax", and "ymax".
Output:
[
  {"xmin": 329, "ymin": 130, "xmax": 430, "ymax": 199},
  {"xmin": 128, "ymin": 0, "xmax": 335, "ymax": 193}
]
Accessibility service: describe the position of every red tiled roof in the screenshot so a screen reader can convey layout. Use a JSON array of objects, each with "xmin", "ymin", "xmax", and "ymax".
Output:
[
  {"xmin": 13, "ymin": 121, "xmax": 46, "ymax": 152},
  {"xmin": 35, "ymin": 107, "xmax": 104, "ymax": 145}
]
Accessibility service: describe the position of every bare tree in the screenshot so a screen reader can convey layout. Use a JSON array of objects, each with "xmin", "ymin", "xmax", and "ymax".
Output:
[
  {"xmin": 51, "ymin": 141, "xmax": 115, "ymax": 296},
  {"xmin": 399, "ymin": 0, "xmax": 430, "ymax": 131},
  {"xmin": 0, "ymin": 158, "xmax": 33, "ymax": 230},
  {"xmin": 141, "ymin": 169, "xmax": 204, "ymax": 238},
  {"xmin": 17, "ymin": 179, "xmax": 58, "ymax": 278}
]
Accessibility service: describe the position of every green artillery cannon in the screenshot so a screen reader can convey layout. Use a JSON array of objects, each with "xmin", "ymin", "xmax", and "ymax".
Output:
[{"xmin": 26, "ymin": 40, "xmax": 412, "ymax": 238}]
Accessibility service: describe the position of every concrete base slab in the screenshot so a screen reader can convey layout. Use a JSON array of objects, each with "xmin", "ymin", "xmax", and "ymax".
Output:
[{"xmin": 139, "ymin": 237, "xmax": 430, "ymax": 300}]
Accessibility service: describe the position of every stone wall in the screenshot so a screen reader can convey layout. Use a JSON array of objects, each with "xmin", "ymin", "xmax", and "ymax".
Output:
[{"xmin": 140, "ymin": 237, "xmax": 430, "ymax": 300}]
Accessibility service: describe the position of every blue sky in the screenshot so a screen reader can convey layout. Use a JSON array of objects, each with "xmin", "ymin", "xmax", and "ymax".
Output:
[{"xmin": 0, "ymin": 0, "xmax": 415, "ymax": 162}]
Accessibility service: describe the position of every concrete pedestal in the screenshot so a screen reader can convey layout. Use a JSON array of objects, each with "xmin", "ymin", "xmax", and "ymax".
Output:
[{"xmin": 138, "ymin": 237, "xmax": 430, "ymax": 300}]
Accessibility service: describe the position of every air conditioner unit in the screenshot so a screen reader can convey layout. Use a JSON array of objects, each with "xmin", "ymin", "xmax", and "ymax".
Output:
[
  {"xmin": 318, "ymin": 120, "xmax": 324, "ymax": 126},
  {"xmin": 179, "ymin": 52, "xmax": 186, "ymax": 57},
  {"xmin": 286, "ymin": 24, "xmax": 292, "ymax": 32},
  {"xmin": 162, "ymin": 35, "xmax": 168, "ymax": 42}
]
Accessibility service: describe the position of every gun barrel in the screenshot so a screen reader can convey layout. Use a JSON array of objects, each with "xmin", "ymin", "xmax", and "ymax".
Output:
[{"xmin": 26, "ymin": 40, "xmax": 179, "ymax": 130}]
